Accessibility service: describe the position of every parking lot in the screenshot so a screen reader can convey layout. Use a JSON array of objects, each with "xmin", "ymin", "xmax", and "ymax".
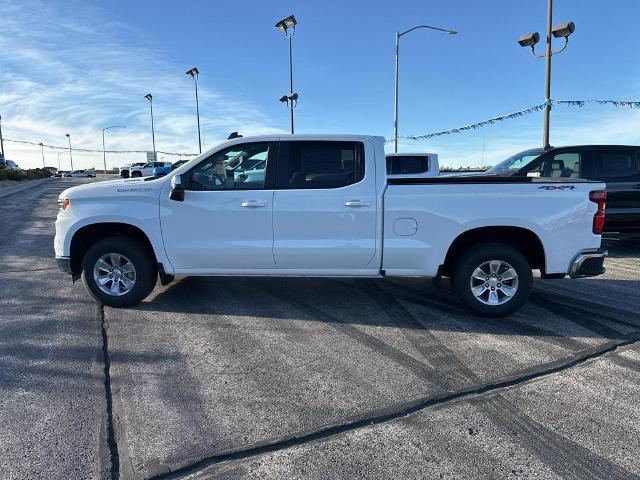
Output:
[{"xmin": 1, "ymin": 178, "xmax": 639, "ymax": 479}]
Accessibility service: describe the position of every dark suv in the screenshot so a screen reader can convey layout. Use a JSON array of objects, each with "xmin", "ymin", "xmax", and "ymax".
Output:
[{"xmin": 488, "ymin": 145, "xmax": 640, "ymax": 234}]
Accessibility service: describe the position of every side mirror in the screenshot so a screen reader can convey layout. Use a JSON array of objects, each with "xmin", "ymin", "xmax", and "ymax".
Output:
[{"xmin": 169, "ymin": 174, "xmax": 185, "ymax": 201}]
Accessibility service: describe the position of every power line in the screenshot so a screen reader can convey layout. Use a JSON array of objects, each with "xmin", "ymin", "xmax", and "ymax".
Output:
[{"xmin": 2, "ymin": 138, "xmax": 198, "ymax": 156}]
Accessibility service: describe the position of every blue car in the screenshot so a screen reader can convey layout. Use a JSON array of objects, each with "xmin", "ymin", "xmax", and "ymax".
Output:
[{"xmin": 152, "ymin": 160, "xmax": 188, "ymax": 177}]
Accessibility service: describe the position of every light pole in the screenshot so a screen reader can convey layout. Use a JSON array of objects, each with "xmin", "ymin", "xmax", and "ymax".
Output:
[
  {"xmin": 186, "ymin": 67, "xmax": 202, "ymax": 154},
  {"xmin": 393, "ymin": 25, "xmax": 457, "ymax": 153},
  {"xmin": 275, "ymin": 14, "xmax": 298, "ymax": 134},
  {"xmin": 144, "ymin": 93, "xmax": 156, "ymax": 161},
  {"xmin": 102, "ymin": 125, "xmax": 126, "ymax": 174},
  {"xmin": 518, "ymin": 0, "xmax": 575, "ymax": 149},
  {"xmin": 38, "ymin": 142, "xmax": 45, "ymax": 168},
  {"xmin": 65, "ymin": 133, "xmax": 74, "ymax": 170}
]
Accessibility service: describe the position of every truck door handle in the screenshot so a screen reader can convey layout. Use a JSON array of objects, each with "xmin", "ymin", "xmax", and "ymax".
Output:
[
  {"xmin": 633, "ymin": 184, "xmax": 640, "ymax": 190},
  {"xmin": 241, "ymin": 200, "xmax": 268, "ymax": 208},
  {"xmin": 344, "ymin": 200, "xmax": 371, "ymax": 207}
]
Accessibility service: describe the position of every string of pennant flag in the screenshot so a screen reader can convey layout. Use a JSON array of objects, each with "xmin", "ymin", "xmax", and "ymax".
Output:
[
  {"xmin": 3, "ymin": 99, "xmax": 639, "ymax": 154},
  {"xmin": 392, "ymin": 99, "xmax": 640, "ymax": 142}
]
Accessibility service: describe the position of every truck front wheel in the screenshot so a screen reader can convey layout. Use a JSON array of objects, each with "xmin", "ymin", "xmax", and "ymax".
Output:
[
  {"xmin": 81, "ymin": 237, "xmax": 157, "ymax": 308},
  {"xmin": 451, "ymin": 243, "xmax": 532, "ymax": 317}
]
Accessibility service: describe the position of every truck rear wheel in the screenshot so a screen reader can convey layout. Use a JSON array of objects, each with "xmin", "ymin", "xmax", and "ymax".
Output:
[
  {"xmin": 451, "ymin": 243, "xmax": 532, "ymax": 317},
  {"xmin": 81, "ymin": 237, "xmax": 157, "ymax": 308}
]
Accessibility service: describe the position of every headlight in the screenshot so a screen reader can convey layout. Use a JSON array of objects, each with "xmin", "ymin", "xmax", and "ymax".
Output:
[{"xmin": 58, "ymin": 199, "xmax": 70, "ymax": 212}]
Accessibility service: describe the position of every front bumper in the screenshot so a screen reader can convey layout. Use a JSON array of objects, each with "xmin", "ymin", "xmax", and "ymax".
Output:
[
  {"xmin": 568, "ymin": 248, "xmax": 608, "ymax": 278},
  {"xmin": 56, "ymin": 256, "xmax": 73, "ymax": 275}
]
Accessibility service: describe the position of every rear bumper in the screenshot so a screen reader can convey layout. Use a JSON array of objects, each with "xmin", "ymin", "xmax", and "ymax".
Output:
[
  {"xmin": 56, "ymin": 256, "xmax": 73, "ymax": 275},
  {"xmin": 568, "ymin": 248, "xmax": 608, "ymax": 278}
]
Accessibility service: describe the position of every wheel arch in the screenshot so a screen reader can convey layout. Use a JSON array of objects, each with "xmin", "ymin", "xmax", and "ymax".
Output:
[
  {"xmin": 441, "ymin": 226, "xmax": 546, "ymax": 277},
  {"xmin": 69, "ymin": 222, "xmax": 157, "ymax": 275}
]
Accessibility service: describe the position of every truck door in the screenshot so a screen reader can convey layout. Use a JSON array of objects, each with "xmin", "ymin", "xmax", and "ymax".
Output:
[
  {"xmin": 272, "ymin": 140, "xmax": 377, "ymax": 270},
  {"xmin": 585, "ymin": 148, "xmax": 640, "ymax": 233},
  {"xmin": 160, "ymin": 141, "xmax": 277, "ymax": 271}
]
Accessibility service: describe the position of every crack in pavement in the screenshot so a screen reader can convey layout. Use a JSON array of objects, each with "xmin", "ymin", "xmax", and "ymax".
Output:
[
  {"xmin": 149, "ymin": 286, "xmax": 640, "ymax": 480},
  {"xmin": 99, "ymin": 304, "xmax": 120, "ymax": 480}
]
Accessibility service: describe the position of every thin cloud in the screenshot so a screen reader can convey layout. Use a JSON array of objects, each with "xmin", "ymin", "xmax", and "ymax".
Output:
[{"xmin": 0, "ymin": 0, "xmax": 284, "ymax": 169}]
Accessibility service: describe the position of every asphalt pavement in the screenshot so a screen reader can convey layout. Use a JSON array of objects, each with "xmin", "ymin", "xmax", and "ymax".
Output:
[{"xmin": 1, "ymin": 178, "xmax": 639, "ymax": 479}]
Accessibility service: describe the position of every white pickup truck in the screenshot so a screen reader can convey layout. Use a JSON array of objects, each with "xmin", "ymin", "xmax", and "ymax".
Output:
[{"xmin": 55, "ymin": 134, "xmax": 608, "ymax": 316}]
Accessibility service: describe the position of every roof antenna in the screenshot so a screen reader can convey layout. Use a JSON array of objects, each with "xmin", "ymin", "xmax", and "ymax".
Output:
[{"xmin": 227, "ymin": 132, "xmax": 242, "ymax": 140}]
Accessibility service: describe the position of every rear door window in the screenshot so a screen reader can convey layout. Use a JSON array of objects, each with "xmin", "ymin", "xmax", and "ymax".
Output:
[
  {"xmin": 276, "ymin": 141, "xmax": 364, "ymax": 189},
  {"xmin": 595, "ymin": 150, "xmax": 639, "ymax": 178}
]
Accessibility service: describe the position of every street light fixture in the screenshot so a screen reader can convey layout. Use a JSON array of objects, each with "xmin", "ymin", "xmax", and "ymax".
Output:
[
  {"xmin": 65, "ymin": 133, "xmax": 74, "ymax": 170},
  {"xmin": 186, "ymin": 67, "xmax": 202, "ymax": 153},
  {"xmin": 144, "ymin": 93, "xmax": 156, "ymax": 161},
  {"xmin": 518, "ymin": 0, "xmax": 575, "ymax": 149},
  {"xmin": 275, "ymin": 14, "xmax": 298, "ymax": 134},
  {"xmin": 393, "ymin": 25, "xmax": 457, "ymax": 153},
  {"xmin": 38, "ymin": 142, "xmax": 45, "ymax": 168},
  {"xmin": 102, "ymin": 125, "xmax": 126, "ymax": 174}
]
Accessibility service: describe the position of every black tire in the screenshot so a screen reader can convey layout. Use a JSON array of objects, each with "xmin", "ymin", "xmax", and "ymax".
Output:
[
  {"xmin": 81, "ymin": 237, "xmax": 157, "ymax": 308},
  {"xmin": 131, "ymin": 171, "xmax": 142, "ymax": 178},
  {"xmin": 121, "ymin": 172, "xmax": 129, "ymax": 178},
  {"xmin": 451, "ymin": 242, "xmax": 533, "ymax": 317}
]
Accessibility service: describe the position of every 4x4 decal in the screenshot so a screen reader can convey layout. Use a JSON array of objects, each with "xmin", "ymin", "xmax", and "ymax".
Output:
[{"xmin": 537, "ymin": 185, "xmax": 576, "ymax": 190}]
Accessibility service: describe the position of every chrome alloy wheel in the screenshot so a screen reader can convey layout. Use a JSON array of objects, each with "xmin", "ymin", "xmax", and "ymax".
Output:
[
  {"xmin": 469, "ymin": 259, "xmax": 519, "ymax": 306},
  {"xmin": 93, "ymin": 253, "xmax": 136, "ymax": 296}
]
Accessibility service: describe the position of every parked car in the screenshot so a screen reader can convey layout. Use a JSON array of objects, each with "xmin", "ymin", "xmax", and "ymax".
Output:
[
  {"xmin": 55, "ymin": 134, "xmax": 607, "ymax": 316},
  {"xmin": 54, "ymin": 171, "xmax": 67, "ymax": 178},
  {"xmin": 488, "ymin": 145, "xmax": 640, "ymax": 234},
  {"xmin": 68, "ymin": 170, "xmax": 96, "ymax": 178},
  {"xmin": 120, "ymin": 162, "xmax": 146, "ymax": 178},
  {"xmin": 6, "ymin": 160, "xmax": 20, "ymax": 170},
  {"xmin": 130, "ymin": 161, "xmax": 172, "ymax": 178},
  {"xmin": 152, "ymin": 160, "xmax": 189, "ymax": 177}
]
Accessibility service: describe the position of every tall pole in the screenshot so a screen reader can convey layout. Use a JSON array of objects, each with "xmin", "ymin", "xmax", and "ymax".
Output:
[
  {"xmin": 0, "ymin": 115, "xmax": 5, "ymax": 159},
  {"xmin": 66, "ymin": 134, "xmax": 74, "ymax": 170},
  {"xmin": 288, "ymin": 35, "xmax": 294, "ymax": 134},
  {"xmin": 150, "ymin": 101, "xmax": 156, "ymax": 160},
  {"xmin": 102, "ymin": 126, "xmax": 125, "ymax": 174},
  {"xmin": 57, "ymin": 152, "xmax": 63, "ymax": 171},
  {"xmin": 542, "ymin": 0, "xmax": 553, "ymax": 149},
  {"xmin": 145, "ymin": 94, "xmax": 156, "ymax": 161},
  {"xmin": 39, "ymin": 143, "xmax": 45, "ymax": 168},
  {"xmin": 392, "ymin": 26, "xmax": 457, "ymax": 153},
  {"xmin": 194, "ymin": 74, "xmax": 202, "ymax": 153},
  {"xmin": 393, "ymin": 32, "xmax": 400, "ymax": 153},
  {"xmin": 102, "ymin": 129, "xmax": 107, "ymax": 174}
]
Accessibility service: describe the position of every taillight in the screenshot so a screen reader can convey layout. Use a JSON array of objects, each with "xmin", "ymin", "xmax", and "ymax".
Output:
[{"xmin": 589, "ymin": 190, "xmax": 607, "ymax": 234}]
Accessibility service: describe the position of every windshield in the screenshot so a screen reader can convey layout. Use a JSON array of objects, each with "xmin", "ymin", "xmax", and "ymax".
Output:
[{"xmin": 487, "ymin": 149, "xmax": 545, "ymax": 175}]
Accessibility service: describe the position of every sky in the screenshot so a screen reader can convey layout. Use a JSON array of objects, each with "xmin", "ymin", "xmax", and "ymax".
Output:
[{"xmin": 1, "ymin": 0, "xmax": 639, "ymax": 170}]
